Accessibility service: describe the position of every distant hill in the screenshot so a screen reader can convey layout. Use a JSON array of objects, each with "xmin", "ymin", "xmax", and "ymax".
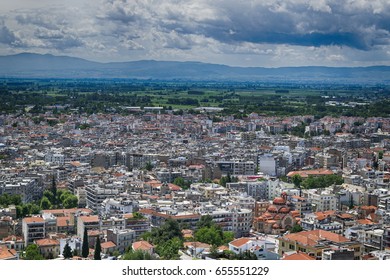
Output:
[{"xmin": 1, "ymin": 52, "xmax": 390, "ymax": 83}]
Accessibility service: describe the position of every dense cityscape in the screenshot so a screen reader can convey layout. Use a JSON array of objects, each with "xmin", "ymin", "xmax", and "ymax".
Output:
[
  {"xmin": 1, "ymin": 97, "xmax": 390, "ymax": 260},
  {"xmin": 2, "ymin": 0, "xmax": 390, "ymax": 265}
]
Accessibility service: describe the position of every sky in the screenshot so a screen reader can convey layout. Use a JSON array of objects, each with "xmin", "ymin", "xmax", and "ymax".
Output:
[{"xmin": 1, "ymin": 0, "xmax": 390, "ymax": 67}]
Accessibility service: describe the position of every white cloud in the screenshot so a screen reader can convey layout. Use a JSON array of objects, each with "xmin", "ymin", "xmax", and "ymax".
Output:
[{"xmin": 1, "ymin": 0, "xmax": 390, "ymax": 67}]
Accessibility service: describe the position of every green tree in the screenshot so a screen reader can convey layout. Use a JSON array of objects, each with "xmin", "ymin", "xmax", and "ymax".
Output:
[
  {"xmin": 197, "ymin": 215, "xmax": 214, "ymax": 229},
  {"xmin": 25, "ymin": 244, "xmax": 44, "ymax": 260},
  {"xmin": 9, "ymin": 194, "xmax": 22, "ymax": 206},
  {"xmin": 40, "ymin": 197, "xmax": 52, "ymax": 210},
  {"xmin": 82, "ymin": 228, "xmax": 89, "ymax": 258},
  {"xmin": 237, "ymin": 250, "xmax": 258, "ymax": 260},
  {"xmin": 30, "ymin": 204, "xmax": 41, "ymax": 215},
  {"xmin": 378, "ymin": 151, "xmax": 384, "ymax": 160},
  {"xmin": 291, "ymin": 174, "xmax": 303, "ymax": 188},
  {"xmin": 43, "ymin": 190, "xmax": 54, "ymax": 204},
  {"xmin": 301, "ymin": 174, "xmax": 344, "ymax": 189},
  {"xmin": 21, "ymin": 204, "xmax": 30, "ymax": 217},
  {"xmin": 195, "ymin": 226, "xmax": 223, "ymax": 246},
  {"xmin": 173, "ymin": 177, "xmax": 191, "ymax": 189},
  {"xmin": 222, "ymin": 231, "xmax": 235, "ymax": 244},
  {"xmin": 149, "ymin": 219, "xmax": 183, "ymax": 245},
  {"xmin": 94, "ymin": 238, "xmax": 101, "ymax": 260},
  {"xmin": 15, "ymin": 205, "xmax": 22, "ymax": 218},
  {"xmin": 156, "ymin": 237, "xmax": 182, "ymax": 260},
  {"xmin": 132, "ymin": 212, "xmax": 144, "ymax": 220},
  {"xmin": 51, "ymin": 176, "xmax": 57, "ymax": 205},
  {"xmin": 145, "ymin": 161, "xmax": 153, "ymax": 171},
  {"xmin": 63, "ymin": 242, "xmax": 73, "ymax": 259},
  {"xmin": 290, "ymin": 224, "xmax": 303, "ymax": 233},
  {"xmin": 123, "ymin": 248, "xmax": 154, "ymax": 260},
  {"xmin": 63, "ymin": 195, "xmax": 78, "ymax": 209}
]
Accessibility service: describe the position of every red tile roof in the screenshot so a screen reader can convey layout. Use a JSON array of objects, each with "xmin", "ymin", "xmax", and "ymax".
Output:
[
  {"xmin": 282, "ymin": 230, "xmax": 349, "ymax": 246},
  {"xmin": 229, "ymin": 238, "xmax": 252, "ymax": 248},
  {"xmin": 132, "ymin": 241, "xmax": 154, "ymax": 251},
  {"xmin": 282, "ymin": 252, "xmax": 316, "ymax": 260},
  {"xmin": 2, "ymin": 235, "xmax": 23, "ymax": 242},
  {"xmin": 23, "ymin": 217, "xmax": 44, "ymax": 224},
  {"xmin": 79, "ymin": 215, "xmax": 99, "ymax": 223},
  {"xmin": 0, "ymin": 245, "xmax": 17, "ymax": 260},
  {"xmin": 357, "ymin": 219, "xmax": 374, "ymax": 225},
  {"xmin": 35, "ymin": 238, "xmax": 60, "ymax": 247},
  {"xmin": 42, "ymin": 208, "xmax": 93, "ymax": 216},
  {"xmin": 57, "ymin": 217, "xmax": 72, "ymax": 227},
  {"xmin": 101, "ymin": 241, "xmax": 116, "ymax": 249},
  {"xmin": 287, "ymin": 169, "xmax": 333, "ymax": 178}
]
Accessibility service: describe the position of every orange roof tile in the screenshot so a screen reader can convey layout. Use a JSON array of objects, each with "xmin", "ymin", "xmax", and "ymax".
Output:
[
  {"xmin": 287, "ymin": 169, "xmax": 333, "ymax": 178},
  {"xmin": 337, "ymin": 213, "xmax": 354, "ymax": 219},
  {"xmin": 168, "ymin": 183, "xmax": 182, "ymax": 191},
  {"xmin": 282, "ymin": 252, "xmax": 316, "ymax": 260},
  {"xmin": 79, "ymin": 215, "xmax": 99, "ymax": 223},
  {"xmin": 356, "ymin": 219, "xmax": 374, "ymax": 225},
  {"xmin": 132, "ymin": 241, "xmax": 154, "ymax": 251},
  {"xmin": 23, "ymin": 217, "xmax": 44, "ymax": 224},
  {"xmin": 57, "ymin": 217, "xmax": 72, "ymax": 227},
  {"xmin": 42, "ymin": 208, "xmax": 93, "ymax": 216},
  {"xmin": 2, "ymin": 235, "xmax": 23, "ymax": 242},
  {"xmin": 315, "ymin": 211, "xmax": 335, "ymax": 221},
  {"xmin": 229, "ymin": 238, "xmax": 252, "ymax": 248},
  {"xmin": 101, "ymin": 241, "xmax": 116, "ymax": 249},
  {"xmin": 0, "ymin": 245, "xmax": 17, "ymax": 260},
  {"xmin": 35, "ymin": 238, "xmax": 60, "ymax": 247},
  {"xmin": 282, "ymin": 230, "xmax": 349, "ymax": 246}
]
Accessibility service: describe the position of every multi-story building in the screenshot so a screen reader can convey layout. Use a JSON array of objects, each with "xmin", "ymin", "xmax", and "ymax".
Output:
[
  {"xmin": 300, "ymin": 212, "xmax": 343, "ymax": 234},
  {"xmin": 227, "ymin": 181, "xmax": 269, "ymax": 201},
  {"xmin": 322, "ymin": 247, "xmax": 355, "ymax": 260},
  {"xmin": 216, "ymin": 161, "xmax": 256, "ymax": 176},
  {"xmin": 35, "ymin": 238, "xmax": 60, "ymax": 259},
  {"xmin": 100, "ymin": 216, "xmax": 125, "ymax": 231},
  {"xmin": 289, "ymin": 195, "xmax": 312, "ymax": 217},
  {"xmin": 106, "ymin": 228, "xmax": 135, "ymax": 253},
  {"xmin": 0, "ymin": 217, "xmax": 14, "ymax": 239},
  {"xmin": 306, "ymin": 189, "xmax": 338, "ymax": 212},
  {"xmin": 363, "ymin": 229, "xmax": 384, "ymax": 252},
  {"xmin": 232, "ymin": 208, "xmax": 253, "ymax": 238},
  {"xmin": 0, "ymin": 178, "xmax": 43, "ymax": 203},
  {"xmin": 383, "ymin": 227, "xmax": 390, "ymax": 249},
  {"xmin": 229, "ymin": 237, "xmax": 279, "ymax": 260},
  {"xmin": 77, "ymin": 215, "xmax": 100, "ymax": 238},
  {"xmin": 123, "ymin": 213, "xmax": 151, "ymax": 239},
  {"xmin": 258, "ymin": 154, "xmax": 279, "ymax": 176},
  {"xmin": 100, "ymin": 197, "xmax": 137, "ymax": 218},
  {"xmin": 85, "ymin": 183, "xmax": 123, "ymax": 213},
  {"xmin": 22, "ymin": 217, "xmax": 46, "ymax": 247},
  {"xmin": 278, "ymin": 229, "xmax": 362, "ymax": 260}
]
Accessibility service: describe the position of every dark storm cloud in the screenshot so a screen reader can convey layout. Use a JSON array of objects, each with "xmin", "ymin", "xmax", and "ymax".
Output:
[
  {"xmin": 2, "ymin": 0, "xmax": 390, "ymax": 66},
  {"xmin": 0, "ymin": 24, "xmax": 18, "ymax": 45},
  {"xmin": 98, "ymin": 0, "xmax": 390, "ymax": 50}
]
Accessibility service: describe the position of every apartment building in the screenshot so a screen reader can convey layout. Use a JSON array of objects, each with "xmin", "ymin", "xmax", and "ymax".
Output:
[{"xmin": 22, "ymin": 217, "xmax": 46, "ymax": 246}]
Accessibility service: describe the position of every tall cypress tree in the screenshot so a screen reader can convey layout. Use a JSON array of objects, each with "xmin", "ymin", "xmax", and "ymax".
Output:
[
  {"xmin": 51, "ymin": 176, "xmax": 57, "ymax": 205},
  {"xmin": 94, "ymin": 237, "xmax": 101, "ymax": 260},
  {"xmin": 82, "ymin": 228, "xmax": 89, "ymax": 258},
  {"xmin": 63, "ymin": 242, "xmax": 73, "ymax": 259}
]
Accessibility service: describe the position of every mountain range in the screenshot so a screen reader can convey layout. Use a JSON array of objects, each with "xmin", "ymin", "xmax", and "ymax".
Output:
[{"xmin": 1, "ymin": 52, "xmax": 390, "ymax": 83}]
